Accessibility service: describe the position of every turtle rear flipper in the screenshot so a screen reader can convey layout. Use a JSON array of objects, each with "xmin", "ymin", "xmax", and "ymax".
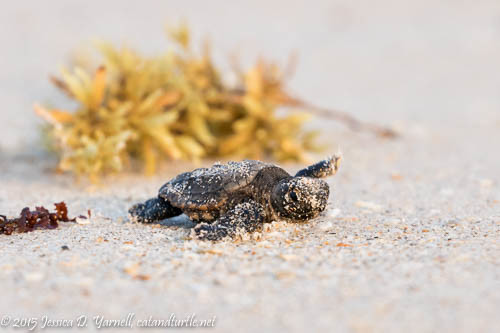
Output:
[
  {"xmin": 193, "ymin": 200, "xmax": 265, "ymax": 241},
  {"xmin": 129, "ymin": 197, "xmax": 182, "ymax": 224}
]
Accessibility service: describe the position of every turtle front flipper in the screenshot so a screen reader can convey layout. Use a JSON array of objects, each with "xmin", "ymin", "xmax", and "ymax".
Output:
[
  {"xmin": 129, "ymin": 197, "xmax": 182, "ymax": 224},
  {"xmin": 193, "ymin": 200, "xmax": 265, "ymax": 241},
  {"xmin": 295, "ymin": 155, "xmax": 342, "ymax": 178}
]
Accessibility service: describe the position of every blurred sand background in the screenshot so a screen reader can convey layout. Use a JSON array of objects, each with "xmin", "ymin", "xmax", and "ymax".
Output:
[{"xmin": 0, "ymin": 1, "xmax": 499, "ymax": 332}]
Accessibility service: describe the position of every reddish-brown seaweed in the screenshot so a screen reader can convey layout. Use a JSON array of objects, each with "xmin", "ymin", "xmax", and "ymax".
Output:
[{"xmin": 0, "ymin": 202, "xmax": 75, "ymax": 235}]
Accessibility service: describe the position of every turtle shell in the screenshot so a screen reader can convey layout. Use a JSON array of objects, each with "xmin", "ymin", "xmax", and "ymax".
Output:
[{"xmin": 159, "ymin": 160, "xmax": 278, "ymax": 211}]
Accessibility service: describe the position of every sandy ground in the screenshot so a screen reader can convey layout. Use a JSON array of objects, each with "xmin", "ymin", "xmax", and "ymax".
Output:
[{"xmin": 0, "ymin": 1, "xmax": 499, "ymax": 332}]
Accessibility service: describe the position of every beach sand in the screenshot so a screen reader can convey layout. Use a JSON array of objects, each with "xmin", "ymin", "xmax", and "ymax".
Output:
[{"xmin": 0, "ymin": 1, "xmax": 499, "ymax": 332}]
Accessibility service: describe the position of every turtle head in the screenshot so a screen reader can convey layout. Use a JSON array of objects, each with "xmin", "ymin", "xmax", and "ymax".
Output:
[{"xmin": 271, "ymin": 177, "xmax": 330, "ymax": 221}]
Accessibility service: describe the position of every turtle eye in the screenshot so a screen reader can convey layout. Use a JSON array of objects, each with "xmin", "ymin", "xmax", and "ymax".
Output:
[{"xmin": 290, "ymin": 191, "xmax": 298, "ymax": 201}]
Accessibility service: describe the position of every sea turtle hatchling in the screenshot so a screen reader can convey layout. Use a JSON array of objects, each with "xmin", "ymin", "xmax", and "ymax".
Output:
[{"xmin": 129, "ymin": 156, "xmax": 341, "ymax": 240}]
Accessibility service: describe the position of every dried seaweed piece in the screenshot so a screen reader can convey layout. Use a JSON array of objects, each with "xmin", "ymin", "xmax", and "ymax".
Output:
[
  {"xmin": 54, "ymin": 201, "xmax": 72, "ymax": 221},
  {"xmin": 0, "ymin": 202, "xmax": 75, "ymax": 235},
  {"xmin": 228, "ymin": 59, "xmax": 398, "ymax": 138},
  {"xmin": 36, "ymin": 24, "xmax": 396, "ymax": 181}
]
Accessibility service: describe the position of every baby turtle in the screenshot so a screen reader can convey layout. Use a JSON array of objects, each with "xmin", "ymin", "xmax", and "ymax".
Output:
[{"xmin": 129, "ymin": 156, "xmax": 341, "ymax": 240}]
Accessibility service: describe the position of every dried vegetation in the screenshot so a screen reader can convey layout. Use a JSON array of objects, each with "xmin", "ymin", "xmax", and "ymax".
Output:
[{"xmin": 36, "ymin": 24, "xmax": 394, "ymax": 181}]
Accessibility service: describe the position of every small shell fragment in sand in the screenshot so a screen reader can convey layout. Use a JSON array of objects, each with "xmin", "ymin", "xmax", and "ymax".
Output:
[
  {"xmin": 328, "ymin": 208, "xmax": 341, "ymax": 218},
  {"xmin": 197, "ymin": 248, "xmax": 223, "ymax": 255},
  {"xmin": 391, "ymin": 173, "xmax": 403, "ymax": 180},
  {"xmin": 479, "ymin": 179, "xmax": 494, "ymax": 188},
  {"xmin": 76, "ymin": 216, "xmax": 91, "ymax": 225},
  {"xmin": 279, "ymin": 254, "xmax": 298, "ymax": 261},
  {"xmin": 355, "ymin": 201, "xmax": 383, "ymax": 212},
  {"xmin": 24, "ymin": 272, "xmax": 45, "ymax": 282},
  {"xmin": 318, "ymin": 221, "xmax": 334, "ymax": 231},
  {"xmin": 274, "ymin": 271, "xmax": 296, "ymax": 279},
  {"xmin": 123, "ymin": 262, "xmax": 150, "ymax": 280}
]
